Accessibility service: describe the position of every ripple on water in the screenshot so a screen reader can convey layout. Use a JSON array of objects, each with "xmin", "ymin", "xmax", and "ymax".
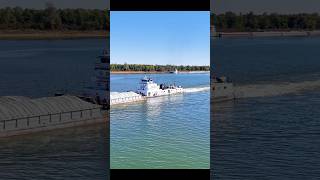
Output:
[{"xmin": 111, "ymin": 91, "xmax": 210, "ymax": 169}]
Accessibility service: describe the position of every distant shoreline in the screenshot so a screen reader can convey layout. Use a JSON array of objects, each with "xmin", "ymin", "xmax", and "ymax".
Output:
[
  {"xmin": 0, "ymin": 30, "xmax": 109, "ymax": 40},
  {"xmin": 111, "ymin": 71, "xmax": 210, "ymax": 74},
  {"xmin": 212, "ymin": 30, "xmax": 320, "ymax": 38}
]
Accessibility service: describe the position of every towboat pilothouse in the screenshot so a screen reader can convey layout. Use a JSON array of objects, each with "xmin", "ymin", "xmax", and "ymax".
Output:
[
  {"xmin": 137, "ymin": 76, "xmax": 183, "ymax": 97},
  {"xmin": 80, "ymin": 50, "xmax": 110, "ymax": 109}
]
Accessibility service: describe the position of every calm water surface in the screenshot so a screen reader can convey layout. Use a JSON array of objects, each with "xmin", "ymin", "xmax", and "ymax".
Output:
[
  {"xmin": 0, "ymin": 124, "xmax": 109, "ymax": 179},
  {"xmin": 0, "ymin": 39, "xmax": 107, "ymax": 97},
  {"xmin": 0, "ymin": 39, "xmax": 109, "ymax": 179},
  {"xmin": 211, "ymin": 37, "xmax": 320, "ymax": 179},
  {"xmin": 110, "ymin": 73, "xmax": 210, "ymax": 168}
]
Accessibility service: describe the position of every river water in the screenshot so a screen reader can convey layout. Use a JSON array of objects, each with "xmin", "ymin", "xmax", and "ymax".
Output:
[
  {"xmin": 0, "ymin": 39, "xmax": 106, "ymax": 98},
  {"xmin": 3, "ymin": 36, "xmax": 319, "ymax": 177},
  {"xmin": 110, "ymin": 73, "xmax": 210, "ymax": 168},
  {"xmin": 211, "ymin": 37, "xmax": 320, "ymax": 179}
]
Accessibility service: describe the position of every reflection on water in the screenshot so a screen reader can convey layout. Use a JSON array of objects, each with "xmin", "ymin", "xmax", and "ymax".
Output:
[
  {"xmin": 145, "ymin": 94, "xmax": 184, "ymax": 118},
  {"xmin": 111, "ymin": 73, "xmax": 209, "ymax": 169}
]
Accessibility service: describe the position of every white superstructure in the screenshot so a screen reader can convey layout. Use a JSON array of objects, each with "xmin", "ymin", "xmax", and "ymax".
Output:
[
  {"xmin": 110, "ymin": 76, "xmax": 183, "ymax": 105},
  {"xmin": 136, "ymin": 76, "xmax": 183, "ymax": 97}
]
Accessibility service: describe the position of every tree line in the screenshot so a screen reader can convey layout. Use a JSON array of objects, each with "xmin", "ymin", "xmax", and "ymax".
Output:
[
  {"xmin": 212, "ymin": 12, "xmax": 320, "ymax": 32},
  {"xmin": 111, "ymin": 64, "xmax": 210, "ymax": 72},
  {"xmin": 0, "ymin": 4, "xmax": 109, "ymax": 31}
]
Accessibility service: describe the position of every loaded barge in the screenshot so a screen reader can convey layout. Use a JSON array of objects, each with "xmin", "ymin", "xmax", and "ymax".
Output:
[
  {"xmin": 0, "ymin": 95, "xmax": 106, "ymax": 137},
  {"xmin": 0, "ymin": 50, "xmax": 110, "ymax": 137}
]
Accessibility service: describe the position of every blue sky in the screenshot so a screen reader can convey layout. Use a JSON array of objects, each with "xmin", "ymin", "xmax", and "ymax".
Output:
[{"xmin": 110, "ymin": 11, "xmax": 210, "ymax": 66}]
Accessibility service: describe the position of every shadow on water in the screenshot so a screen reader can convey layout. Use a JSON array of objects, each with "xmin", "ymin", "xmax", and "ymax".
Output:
[{"xmin": 0, "ymin": 120, "xmax": 109, "ymax": 180}]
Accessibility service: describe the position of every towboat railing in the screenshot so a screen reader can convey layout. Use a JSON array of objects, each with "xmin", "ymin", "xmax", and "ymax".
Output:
[{"xmin": 0, "ymin": 107, "xmax": 103, "ymax": 131}]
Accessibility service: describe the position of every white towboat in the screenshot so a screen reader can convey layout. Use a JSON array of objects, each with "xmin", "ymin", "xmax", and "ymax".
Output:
[
  {"xmin": 212, "ymin": 76, "xmax": 235, "ymax": 102},
  {"xmin": 137, "ymin": 76, "xmax": 183, "ymax": 97},
  {"xmin": 110, "ymin": 76, "xmax": 183, "ymax": 105}
]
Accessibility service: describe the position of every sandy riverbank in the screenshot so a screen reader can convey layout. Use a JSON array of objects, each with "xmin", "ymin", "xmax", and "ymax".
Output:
[{"xmin": 0, "ymin": 30, "xmax": 109, "ymax": 40}]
